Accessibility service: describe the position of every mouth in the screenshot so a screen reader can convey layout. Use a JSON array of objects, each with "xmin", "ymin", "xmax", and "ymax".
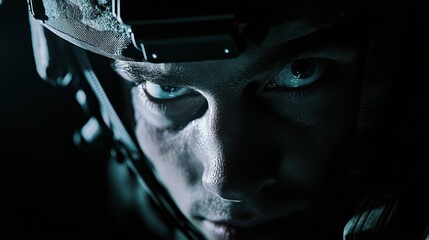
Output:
[
  {"xmin": 202, "ymin": 221, "xmax": 238, "ymax": 240},
  {"xmin": 197, "ymin": 212, "xmax": 308, "ymax": 240}
]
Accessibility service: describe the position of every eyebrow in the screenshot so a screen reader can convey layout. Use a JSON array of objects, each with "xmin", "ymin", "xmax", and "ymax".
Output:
[{"xmin": 112, "ymin": 60, "xmax": 178, "ymax": 85}]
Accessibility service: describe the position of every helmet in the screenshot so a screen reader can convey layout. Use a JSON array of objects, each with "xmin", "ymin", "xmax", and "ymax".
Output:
[{"xmin": 27, "ymin": 0, "xmax": 392, "ymax": 63}]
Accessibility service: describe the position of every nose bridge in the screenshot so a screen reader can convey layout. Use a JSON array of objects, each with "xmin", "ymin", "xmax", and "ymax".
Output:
[{"xmin": 197, "ymin": 87, "xmax": 277, "ymax": 201}]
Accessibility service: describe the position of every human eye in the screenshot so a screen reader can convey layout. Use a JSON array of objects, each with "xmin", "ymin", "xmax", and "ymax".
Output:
[
  {"xmin": 267, "ymin": 58, "xmax": 327, "ymax": 89},
  {"xmin": 144, "ymin": 81, "xmax": 195, "ymax": 100},
  {"xmin": 135, "ymin": 81, "xmax": 206, "ymax": 125}
]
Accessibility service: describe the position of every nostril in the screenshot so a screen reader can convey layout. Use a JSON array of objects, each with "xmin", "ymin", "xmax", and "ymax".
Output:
[
  {"xmin": 202, "ymin": 180, "xmax": 248, "ymax": 202},
  {"xmin": 202, "ymin": 173, "xmax": 243, "ymax": 202},
  {"xmin": 202, "ymin": 170, "xmax": 275, "ymax": 202}
]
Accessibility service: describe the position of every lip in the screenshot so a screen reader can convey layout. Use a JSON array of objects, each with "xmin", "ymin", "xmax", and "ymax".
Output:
[
  {"xmin": 202, "ymin": 221, "xmax": 238, "ymax": 240},
  {"xmin": 199, "ymin": 212, "xmax": 306, "ymax": 240}
]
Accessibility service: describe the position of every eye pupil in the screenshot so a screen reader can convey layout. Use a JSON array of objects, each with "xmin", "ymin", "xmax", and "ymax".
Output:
[
  {"xmin": 161, "ymin": 86, "xmax": 180, "ymax": 93},
  {"xmin": 271, "ymin": 58, "xmax": 325, "ymax": 89},
  {"xmin": 291, "ymin": 60, "xmax": 315, "ymax": 78}
]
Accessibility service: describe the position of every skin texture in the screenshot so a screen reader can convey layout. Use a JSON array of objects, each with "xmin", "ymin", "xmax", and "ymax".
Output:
[{"xmin": 110, "ymin": 22, "xmax": 368, "ymax": 238}]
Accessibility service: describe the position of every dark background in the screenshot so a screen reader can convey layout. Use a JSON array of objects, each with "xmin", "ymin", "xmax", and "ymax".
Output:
[{"xmin": 2, "ymin": 1, "xmax": 117, "ymax": 239}]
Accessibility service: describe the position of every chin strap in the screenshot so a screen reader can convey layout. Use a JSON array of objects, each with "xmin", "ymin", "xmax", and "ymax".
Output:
[
  {"xmin": 72, "ymin": 47, "xmax": 205, "ymax": 240},
  {"xmin": 343, "ymin": 170, "xmax": 429, "ymax": 240},
  {"xmin": 343, "ymin": 193, "xmax": 399, "ymax": 240}
]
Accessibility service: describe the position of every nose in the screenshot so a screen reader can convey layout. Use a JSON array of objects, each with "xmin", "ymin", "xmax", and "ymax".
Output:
[{"xmin": 197, "ymin": 86, "xmax": 280, "ymax": 202}]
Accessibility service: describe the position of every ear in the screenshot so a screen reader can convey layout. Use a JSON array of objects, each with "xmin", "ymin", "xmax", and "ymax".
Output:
[{"xmin": 28, "ymin": 12, "xmax": 75, "ymax": 87}]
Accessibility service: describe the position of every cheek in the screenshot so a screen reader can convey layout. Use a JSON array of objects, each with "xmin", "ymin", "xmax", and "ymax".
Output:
[
  {"xmin": 275, "ymin": 66, "xmax": 363, "ymax": 192},
  {"xmin": 132, "ymin": 95, "xmax": 204, "ymax": 212},
  {"xmin": 135, "ymin": 121, "xmax": 198, "ymax": 179},
  {"xmin": 274, "ymin": 126, "xmax": 351, "ymax": 196}
]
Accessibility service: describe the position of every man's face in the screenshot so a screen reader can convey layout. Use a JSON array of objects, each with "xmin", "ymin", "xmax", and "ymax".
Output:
[{"xmin": 112, "ymin": 22, "xmax": 367, "ymax": 239}]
